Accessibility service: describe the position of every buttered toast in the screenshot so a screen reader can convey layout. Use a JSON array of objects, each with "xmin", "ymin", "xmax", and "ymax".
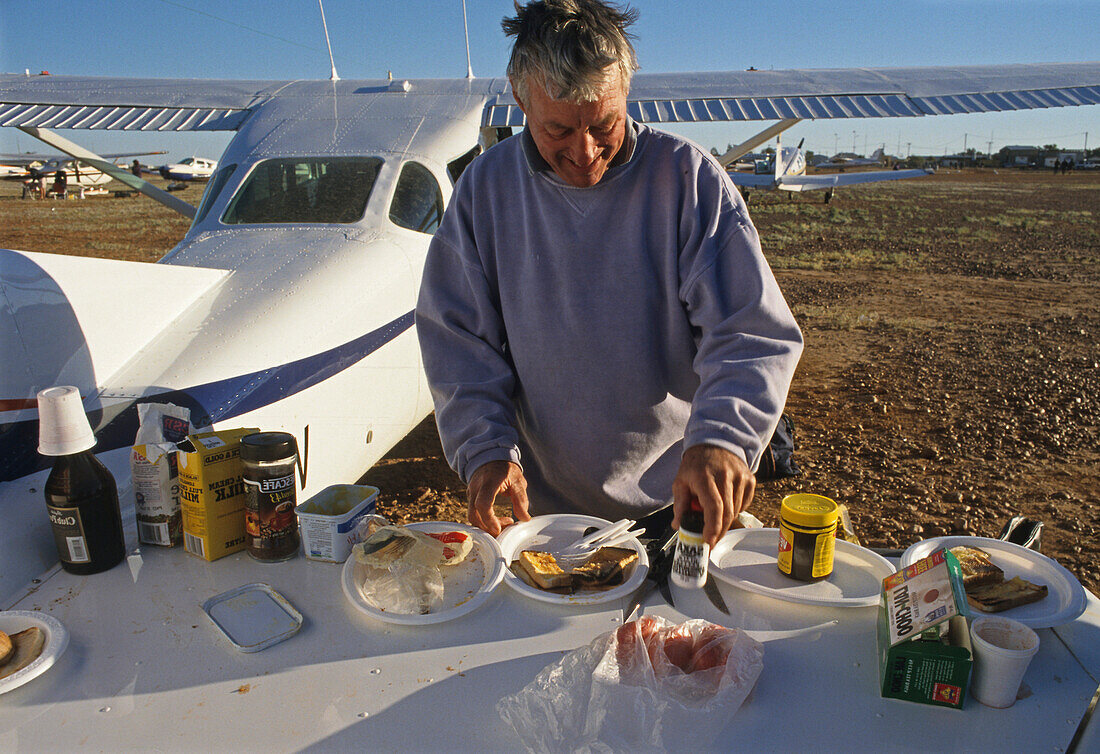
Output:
[
  {"xmin": 949, "ymin": 545, "xmax": 1005, "ymax": 589},
  {"xmin": 515, "ymin": 550, "xmax": 572, "ymax": 590},
  {"xmin": 511, "ymin": 546, "xmax": 640, "ymax": 593},
  {"xmin": 949, "ymin": 544, "xmax": 1048, "ymax": 613},
  {"xmin": 571, "ymin": 546, "xmax": 638, "ymax": 589},
  {"xmin": 967, "ymin": 576, "xmax": 1048, "ymax": 613}
]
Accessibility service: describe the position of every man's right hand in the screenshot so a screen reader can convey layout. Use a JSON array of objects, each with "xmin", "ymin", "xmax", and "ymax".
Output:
[{"xmin": 466, "ymin": 460, "xmax": 531, "ymax": 536}]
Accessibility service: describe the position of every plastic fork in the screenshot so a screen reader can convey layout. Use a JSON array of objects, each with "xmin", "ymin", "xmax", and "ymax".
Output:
[{"xmin": 554, "ymin": 519, "xmax": 644, "ymax": 566}]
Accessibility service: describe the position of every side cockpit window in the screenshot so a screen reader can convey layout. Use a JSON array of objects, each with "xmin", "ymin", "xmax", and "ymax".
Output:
[
  {"xmin": 192, "ymin": 164, "xmax": 237, "ymax": 226},
  {"xmin": 221, "ymin": 157, "xmax": 383, "ymax": 224},
  {"xmin": 388, "ymin": 162, "xmax": 443, "ymax": 235}
]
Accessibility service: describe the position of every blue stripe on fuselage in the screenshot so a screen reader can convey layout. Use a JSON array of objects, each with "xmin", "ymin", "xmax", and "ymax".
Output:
[{"xmin": 0, "ymin": 311, "xmax": 414, "ymax": 482}]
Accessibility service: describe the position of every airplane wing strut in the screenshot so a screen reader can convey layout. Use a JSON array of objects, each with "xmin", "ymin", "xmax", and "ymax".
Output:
[{"xmin": 17, "ymin": 126, "xmax": 197, "ymax": 218}]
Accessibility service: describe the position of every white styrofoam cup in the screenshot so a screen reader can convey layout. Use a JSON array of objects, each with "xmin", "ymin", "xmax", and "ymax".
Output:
[
  {"xmin": 37, "ymin": 385, "xmax": 96, "ymax": 456},
  {"xmin": 968, "ymin": 616, "xmax": 1040, "ymax": 708}
]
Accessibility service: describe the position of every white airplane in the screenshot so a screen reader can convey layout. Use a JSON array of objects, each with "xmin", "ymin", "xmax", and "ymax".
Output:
[
  {"xmin": 813, "ymin": 148, "xmax": 889, "ymax": 170},
  {"xmin": 0, "ymin": 150, "xmax": 167, "ymax": 190},
  {"xmin": 158, "ymin": 155, "xmax": 218, "ymax": 181},
  {"xmin": 723, "ymin": 135, "xmax": 931, "ymax": 202},
  {"xmin": 1, "ymin": 61, "xmax": 1100, "ymax": 595}
]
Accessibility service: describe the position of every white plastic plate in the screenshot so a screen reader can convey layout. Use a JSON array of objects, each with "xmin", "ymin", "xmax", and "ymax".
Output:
[
  {"xmin": 496, "ymin": 514, "xmax": 649, "ymax": 606},
  {"xmin": 709, "ymin": 527, "xmax": 895, "ymax": 608},
  {"xmin": 901, "ymin": 536, "xmax": 1087, "ymax": 628},
  {"xmin": 0, "ymin": 611, "xmax": 68, "ymax": 694},
  {"xmin": 342, "ymin": 521, "xmax": 505, "ymax": 625}
]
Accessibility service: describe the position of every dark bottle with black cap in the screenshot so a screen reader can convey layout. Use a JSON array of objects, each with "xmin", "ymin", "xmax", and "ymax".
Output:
[
  {"xmin": 240, "ymin": 431, "xmax": 302, "ymax": 562},
  {"xmin": 38, "ymin": 386, "xmax": 126, "ymax": 575}
]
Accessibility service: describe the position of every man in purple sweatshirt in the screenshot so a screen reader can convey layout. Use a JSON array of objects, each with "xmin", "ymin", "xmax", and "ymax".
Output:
[{"xmin": 415, "ymin": 0, "xmax": 803, "ymax": 548}]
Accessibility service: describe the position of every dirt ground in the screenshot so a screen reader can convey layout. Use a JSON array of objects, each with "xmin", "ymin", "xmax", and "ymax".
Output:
[{"xmin": 3, "ymin": 168, "xmax": 1097, "ymax": 596}]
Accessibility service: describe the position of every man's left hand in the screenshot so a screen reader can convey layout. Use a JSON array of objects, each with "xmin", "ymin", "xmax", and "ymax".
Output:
[{"xmin": 671, "ymin": 445, "xmax": 755, "ymax": 548}]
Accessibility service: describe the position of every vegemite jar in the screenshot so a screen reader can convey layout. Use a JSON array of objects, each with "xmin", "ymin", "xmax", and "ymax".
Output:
[
  {"xmin": 240, "ymin": 432, "xmax": 301, "ymax": 562},
  {"xmin": 777, "ymin": 493, "xmax": 838, "ymax": 582}
]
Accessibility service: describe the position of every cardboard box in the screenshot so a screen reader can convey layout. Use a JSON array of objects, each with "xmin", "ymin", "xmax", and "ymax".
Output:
[
  {"xmin": 878, "ymin": 548, "xmax": 973, "ymax": 708},
  {"xmin": 178, "ymin": 428, "xmax": 258, "ymax": 561},
  {"xmin": 131, "ymin": 442, "xmax": 182, "ymax": 547}
]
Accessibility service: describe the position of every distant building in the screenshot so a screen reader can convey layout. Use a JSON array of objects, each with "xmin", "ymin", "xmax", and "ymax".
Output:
[
  {"xmin": 938, "ymin": 152, "xmax": 980, "ymax": 168},
  {"xmin": 998, "ymin": 145, "xmax": 1040, "ymax": 168},
  {"xmin": 996, "ymin": 146, "xmax": 1085, "ymax": 169}
]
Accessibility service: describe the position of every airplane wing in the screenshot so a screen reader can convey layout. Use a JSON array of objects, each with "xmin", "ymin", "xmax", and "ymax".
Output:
[
  {"xmin": 726, "ymin": 173, "xmax": 784, "ymax": 188},
  {"xmin": 3, "ymin": 62, "xmax": 1098, "ymax": 132},
  {"xmin": 0, "ymin": 75, "xmax": 298, "ymax": 131},
  {"xmin": 727, "ymin": 167, "xmax": 933, "ymax": 192},
  {"xmin": 776, "ymin": 168, "xmax": 934, "ymax": 192},
  {"xmin": 484, "ymin": 62, "xmax": 1100, "ymax": 125},
  {"xmin": 0, "ymin": 75, "xmax": 511, "ymax": 132}
]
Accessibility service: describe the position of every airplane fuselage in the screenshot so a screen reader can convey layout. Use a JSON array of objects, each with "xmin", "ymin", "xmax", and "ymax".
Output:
[{"xmin": 0, "ymin": 79, "xmax": 505, "ymax": 594}]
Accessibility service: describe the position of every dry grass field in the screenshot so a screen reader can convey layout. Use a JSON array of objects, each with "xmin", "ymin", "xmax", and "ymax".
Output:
[{"xmin": 3, "ymin": 167, "xmax": 1098, "ymax": 595}]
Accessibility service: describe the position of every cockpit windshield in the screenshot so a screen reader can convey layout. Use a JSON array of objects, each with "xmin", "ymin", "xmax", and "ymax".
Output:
[{"xmin": 221, "ymin": 157, "xmax": 383, "ymax": 225}]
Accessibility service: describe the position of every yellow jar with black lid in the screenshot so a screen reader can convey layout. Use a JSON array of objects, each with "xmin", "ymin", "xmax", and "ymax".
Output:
[{"xmin": 777, "ymin": 493, "xmax": 839, "ymax": 581}]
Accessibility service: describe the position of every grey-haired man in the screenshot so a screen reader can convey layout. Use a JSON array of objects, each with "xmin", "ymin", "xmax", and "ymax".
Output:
[{"xmin": 416, "ymin": 0, "xmax": 803, "ymax": 548}]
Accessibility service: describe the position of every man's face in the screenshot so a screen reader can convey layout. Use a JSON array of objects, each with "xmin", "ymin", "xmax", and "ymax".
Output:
[{"xmin": 513, "ymin": 71, "xmax": 628, "ymax": 188}]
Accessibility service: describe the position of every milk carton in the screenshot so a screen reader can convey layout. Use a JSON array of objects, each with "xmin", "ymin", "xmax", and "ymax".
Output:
[
  {"xmin": 178, "ymin": 428, "xmax": 258, "ymax": 561},
  {"xmin": 131, "ymin": 442, "xmax": 181, "ymax": 546}
]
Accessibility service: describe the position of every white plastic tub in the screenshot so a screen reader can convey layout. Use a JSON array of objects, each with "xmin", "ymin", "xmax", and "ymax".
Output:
[{"xmin": 296, "ymin": 484, "xmax": 379, "ymax": 562}]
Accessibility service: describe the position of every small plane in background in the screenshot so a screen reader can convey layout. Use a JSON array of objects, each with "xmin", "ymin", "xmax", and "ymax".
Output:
[
  {"xmin": 158, "ymin": 155, "xmax": 218, "ymax": 181},
  {"xmin": 723, "ymin": 135, "xmax": 931, "ymax": 203},
  {"xmin": 1, "ymin": 150, "xmax": 167, "ymax": 193},
  {"xmin": 1, "ymin": 54, "xmax": 1099, "ymax": 593},
  {"xmin": 813, "ymin": 147, "xmax": 889, "ymax": 170}
]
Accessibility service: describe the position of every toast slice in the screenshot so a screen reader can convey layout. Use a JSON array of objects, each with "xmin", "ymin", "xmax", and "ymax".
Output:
[
  {"xmin": 967, "ymin": 576, "xmax": 1048, "ymax": 613},
  {"xmin": 949, "ymin": 545, "xmax": 1005, "ymax": 589},
  {"xmin": 571, "ymin": 546, "xmax": 639, "ymax": 590},
  {"xmin": 0, "ymin": 627, "xmax": 45, "ymax": 681},
  {"xmin": 515, "ymin": 550, "xmax": 572, "ymax": 591}
]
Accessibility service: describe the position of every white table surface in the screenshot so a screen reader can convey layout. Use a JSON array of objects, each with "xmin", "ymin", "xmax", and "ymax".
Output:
[{"xmin": 2, "ymin": 540, "xmax": 1097, "ymax": 752}]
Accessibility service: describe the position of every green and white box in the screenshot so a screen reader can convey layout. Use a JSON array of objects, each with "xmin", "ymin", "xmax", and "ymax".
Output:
[{"xmin": 878, "ymin": 548, "xmax": 973, "ymax": 708}]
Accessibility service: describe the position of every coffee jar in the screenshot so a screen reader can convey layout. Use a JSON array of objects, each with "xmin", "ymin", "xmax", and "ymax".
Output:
[{"xmin": 240, "ymin": 432, "xmax": 301, "ymax": 562}]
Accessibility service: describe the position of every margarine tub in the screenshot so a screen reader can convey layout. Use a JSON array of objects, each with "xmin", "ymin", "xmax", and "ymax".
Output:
[
  {"xmin": 296, "ymin": 484, "xmax": 379, "ymax": 562},
  {"xmin": 777, "ymin": 493, "xmax": 839, "ymax": 581}
]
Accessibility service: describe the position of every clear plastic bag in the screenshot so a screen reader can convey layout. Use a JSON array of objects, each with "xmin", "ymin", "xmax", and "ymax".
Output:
[
  {"xmin": 357, "ymin": 560, "xmax": 444, "ymax": 615},
  {"xmin": 352, "ymin": 524, "xmax": 449, "ymax": 615},
  {"xmin": 497, "ymin": 615, "xmax": 764, "ymax": 753}
]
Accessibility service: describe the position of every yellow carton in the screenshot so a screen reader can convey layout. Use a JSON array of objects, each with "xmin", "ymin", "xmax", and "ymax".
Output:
[{"xmin": 178, "ymin": 428, "xmax": 258, "ymax": 561}]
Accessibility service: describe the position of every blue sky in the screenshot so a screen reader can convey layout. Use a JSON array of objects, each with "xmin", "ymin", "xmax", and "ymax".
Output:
[{"xmin": 1, "ymin": 0, "xmax": 1097, "ymax": 161}]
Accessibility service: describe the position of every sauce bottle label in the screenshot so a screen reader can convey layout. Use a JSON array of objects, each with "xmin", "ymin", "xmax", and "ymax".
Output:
[
  {"xmin": 47, "ymin": 504, "xmax": 91, "ymax": 563},
  {"xmin": 671, "ymin": 529, "xmax": 709, "ymax": 588}
]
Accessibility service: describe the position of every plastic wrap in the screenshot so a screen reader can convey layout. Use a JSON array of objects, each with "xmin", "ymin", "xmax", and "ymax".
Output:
[
  {"xmin": 352, "ymin": 524, "xmax": 450, "ymax": 615},
  {"xmin": 497, "ymin": 615, "xmax": 763, "ymax": 753}
]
